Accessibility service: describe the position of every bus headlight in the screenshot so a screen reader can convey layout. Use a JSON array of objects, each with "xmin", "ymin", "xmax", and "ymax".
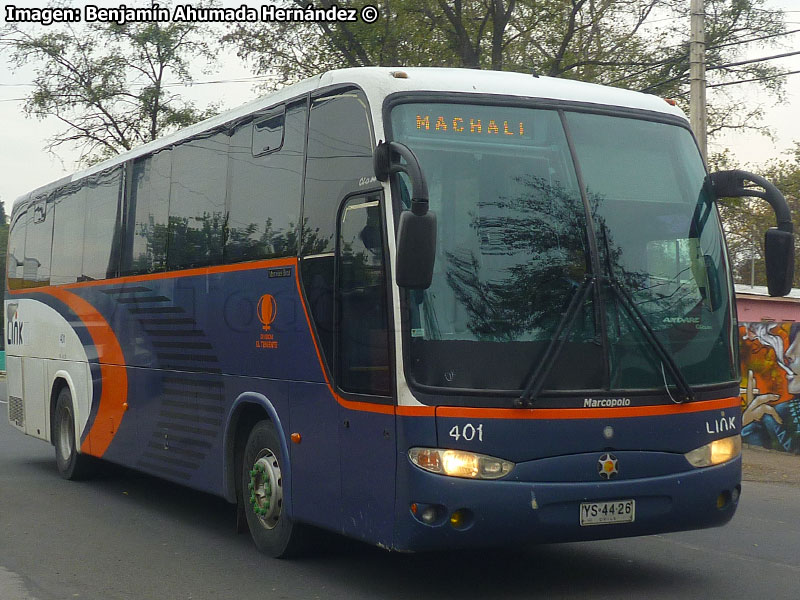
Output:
[
  {"xmin": 684, "ymin": 435, "xmax": 741, "ymax": 468},
  {"xmin": 408, "ymin": 448, "xmax": 514, "ymax": 479}
]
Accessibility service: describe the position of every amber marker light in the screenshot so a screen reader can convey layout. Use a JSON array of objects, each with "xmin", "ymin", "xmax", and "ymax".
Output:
[{"xmin": 290, "ymin": 433, "xmax": 302, "ymax": 444}]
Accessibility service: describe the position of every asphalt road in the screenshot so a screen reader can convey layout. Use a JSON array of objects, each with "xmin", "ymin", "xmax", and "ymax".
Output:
[{"xmin": 2, "ymin": 380, "xmax": 800, "ymax": 600}]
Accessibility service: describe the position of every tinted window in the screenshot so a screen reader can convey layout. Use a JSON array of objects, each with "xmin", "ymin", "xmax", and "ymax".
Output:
[
  {"xmin": 168, "ymin": 132, "xmax": 228, "ymax": 269},
  {"xmin": 51, "ymin": 182, "xmax": 86, "ymax": 285},
  {"xmin": 302, "ymin": 90, "xmax": 374, "ymax": 256},
  {"xmin": 226, "ymin": 101, "xmax": 305, "ymax": 263},
  {"xmin": 23, "ymin": 194, "xmax": 54, "ymax": 287},
  {"xmin": 251, "ymin": 106, "xmax": 285, "ymax": 156},
  {"xmin": 7, "ymin": 201, "xmax": 28, "ymax": 290},
  {"xmin": 337, "ymin": 194, "xmax": 390, "ymax": 395},
  {"xmin": 301, "ymin": 90, "xmax": 374, "ymax": 371},
  {"xmin": 82, "ymin": 167, "xmax": 123, "ymax": 281},
  {"xmin": 122, "ymin": 150, "xmax": 171, "ymax": 275}
]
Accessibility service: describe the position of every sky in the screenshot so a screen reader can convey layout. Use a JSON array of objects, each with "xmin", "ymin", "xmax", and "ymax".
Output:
[{"xmin": 1, "ymin": 0, "xmax": 799, "ymax": 212}]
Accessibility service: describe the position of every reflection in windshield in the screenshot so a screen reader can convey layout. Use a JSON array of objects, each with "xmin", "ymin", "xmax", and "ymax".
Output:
[{"xmin": 391, "ymin": 103, "xmax": 735, "ymax": 395}]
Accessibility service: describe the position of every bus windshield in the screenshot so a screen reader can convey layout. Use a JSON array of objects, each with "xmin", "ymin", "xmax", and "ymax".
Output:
[{"xmin": 390, "ymin": 102, "xmax": 736, "ymax": 396}]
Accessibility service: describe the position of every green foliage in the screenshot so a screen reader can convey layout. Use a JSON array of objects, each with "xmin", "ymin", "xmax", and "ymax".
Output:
[
  {"xmin": 226, "ymin": 0, "xmax": 788, "ymax": 138},
  {"xmin": 1, "ymin": 1, "xmax": 219, "ymax": 164}
]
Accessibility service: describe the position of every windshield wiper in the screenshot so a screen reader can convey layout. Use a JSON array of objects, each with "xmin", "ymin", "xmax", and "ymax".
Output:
[
  {"xmin": 606, "ymin": 279, "xmax": 695, "ymax": 404},
  {"xmin": 516, "ymin": 275, "xmax": 595, "ymax": 408}
]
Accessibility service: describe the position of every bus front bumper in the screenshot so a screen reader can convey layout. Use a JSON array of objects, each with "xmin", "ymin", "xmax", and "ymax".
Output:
[{"xmin": 393, "ymin": 455, "xmax": 741, "ymax": 552}]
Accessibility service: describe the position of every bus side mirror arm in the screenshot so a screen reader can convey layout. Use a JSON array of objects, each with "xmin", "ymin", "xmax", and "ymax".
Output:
[
  {"xmin": 374, "ymin": 141, "xmax": 437, "ymax": 289},
  {"xmin": 710, "ymin": 169, "xmax": 794, "ymax": 297}
]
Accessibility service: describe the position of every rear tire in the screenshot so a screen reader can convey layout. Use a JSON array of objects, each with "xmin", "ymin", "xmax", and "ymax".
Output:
[
  {"xmin": 53, "ymin": 387, "xmax": 94, "ymax": 480},
  {"xmin": 241, "ymin": 420, "xmax": 306, "ymax": 558}
]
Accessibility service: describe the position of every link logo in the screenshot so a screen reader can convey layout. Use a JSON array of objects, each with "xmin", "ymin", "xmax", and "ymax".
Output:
[{"xmin": 6, "ymin": 303, "xmax": 24, "ymax": 346}]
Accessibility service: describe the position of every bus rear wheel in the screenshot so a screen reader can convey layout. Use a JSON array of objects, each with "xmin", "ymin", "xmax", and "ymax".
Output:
[
  {"xmin": 53, "ymin": 387, "xmax": 94, "ymax": 480},
  {"xmin": 241, "ymin": 420, "xmax": 306, "ymax": 558}
]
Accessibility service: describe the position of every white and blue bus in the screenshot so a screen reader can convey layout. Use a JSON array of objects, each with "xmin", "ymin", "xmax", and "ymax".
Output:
[{"xmin": 5, "ymin": 67, "xmax": 794, "ymax": 556}]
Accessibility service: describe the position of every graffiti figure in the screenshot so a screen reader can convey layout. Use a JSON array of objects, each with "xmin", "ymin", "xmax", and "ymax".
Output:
[{"xmin": 740, "ymin": 322, "xmax": 800, "ymax": 454}]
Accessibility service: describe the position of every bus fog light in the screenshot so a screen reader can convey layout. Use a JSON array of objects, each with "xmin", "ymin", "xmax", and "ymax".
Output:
[
  {"xmin": 449, "ymin": 509, "xmax": 473, "ymax": 530},
  {"xmin": 684, "ymin": 435, "xmax": 741, "ymax": 468},
  {"xmin": 421, "ymin": 506, "xmax": 438, "ymax": 524},
  {"xmin": 732, "ymin": 485, "xmax": 741, "ymax": 503},
  {"xmin": 409, "ymin": 448, "xmax": 514, "ymax": 479}
]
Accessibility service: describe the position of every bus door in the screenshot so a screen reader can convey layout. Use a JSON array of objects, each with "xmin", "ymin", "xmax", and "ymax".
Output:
[
  {"xmin": 293, "ymin": 88, "xmax": 395, "ymax": 541},
  {"xmin": 335, "ymin": 192, "xmax": 396, "ymax": 545}
]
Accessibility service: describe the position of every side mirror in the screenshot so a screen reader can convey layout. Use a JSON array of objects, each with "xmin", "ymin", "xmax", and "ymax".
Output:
[
  {"xmin": 395, "ymin": 210, "xmax": 437, "ymax": 289},
  {"xmin": 374, "ymin": 141, "xmax": 436, "ymax": 289},
  {"xmin": 710, "ymin": 169, "xmax": 794, "ymax": 297},
  {"xmin": 765, "ymin": 228, "xmax": 794, "ymax": 297}
]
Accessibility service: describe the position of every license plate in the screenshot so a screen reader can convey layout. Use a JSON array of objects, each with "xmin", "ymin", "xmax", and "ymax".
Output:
[{"xmin": 580, "ymin": 499, "xmax": 635, "ymax": 526}]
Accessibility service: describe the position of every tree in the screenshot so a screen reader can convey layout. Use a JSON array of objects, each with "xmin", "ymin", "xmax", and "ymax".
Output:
[
  {"xmin": 226, "ymin": 0, "xmax": 787, "ymax": 136},
  {"xmin": 1, "ymin": 3, "xmax": 219, "ymax": 164}
]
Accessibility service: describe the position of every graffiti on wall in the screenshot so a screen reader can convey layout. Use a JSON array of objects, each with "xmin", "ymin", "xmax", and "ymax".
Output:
[{"xmin": 740, "ymin": 322, "xmax": 800, "ymax": 453}]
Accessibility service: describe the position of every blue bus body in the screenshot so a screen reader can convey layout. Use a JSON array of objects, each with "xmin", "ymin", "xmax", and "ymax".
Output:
[{"xmin": 8, "ymin": 68, "xmax": 773, "ymax": 555}]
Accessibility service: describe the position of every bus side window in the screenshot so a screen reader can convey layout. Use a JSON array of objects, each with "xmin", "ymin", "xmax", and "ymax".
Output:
[
  {"xmin": 23, "ymin": 194, "xmax": 53, "ymax": 287},
  {"xmin": 82, "ymin": 166, "xmax": 124, "ymax": 281},
  {"xmin": 336, "ymin": 194, "xmax": 391, "ymax": 395},
  {"xmin": 226, "ymin": 101, "xmax": 305, "ymax": 263},
  {"xmin": 7, "ymin": 202, "xmax": 28, "ymax": 290},
  {"xmin": 300, "ymin": 89, "xmax": 374, "ymax": 372},
  {"xmin": 167, "ymin": 131, "xmax": 229, "ymax": 270},
  {"xmin": 122, "ymin": 151, "xmax": 170, "ymax": 276},
  {"xmin": 51, "ymin": 183, "xmax": 86, "ymax": 285}
]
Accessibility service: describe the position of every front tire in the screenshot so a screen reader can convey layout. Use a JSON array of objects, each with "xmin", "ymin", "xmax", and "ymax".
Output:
[
  {"xmin": 241, "ymin": 420, "xmax": 306, "ymax": 558},
  {"xmin": 53, "ymin": 387, "xmax": 94, "ymax": 480}
]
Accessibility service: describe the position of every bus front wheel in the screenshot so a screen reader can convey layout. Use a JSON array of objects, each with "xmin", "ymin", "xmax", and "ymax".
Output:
[
  {"xmin": 241, "ymin": 420, "xmax": 305, "ymax": 558},
  {"xmin": 53, "ymin": 387, "xmax": 94, "ymax": 480}
]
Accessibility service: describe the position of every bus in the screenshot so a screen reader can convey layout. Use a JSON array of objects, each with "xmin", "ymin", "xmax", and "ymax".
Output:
[{"xmin": 5, "ymin": 67, "xmax": 794, "ymax": 557}]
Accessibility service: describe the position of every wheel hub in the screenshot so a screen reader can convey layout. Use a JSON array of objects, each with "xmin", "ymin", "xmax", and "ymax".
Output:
[{"xmin": 248, "ymin": 451, "xmax": 282, "ymax": 529}]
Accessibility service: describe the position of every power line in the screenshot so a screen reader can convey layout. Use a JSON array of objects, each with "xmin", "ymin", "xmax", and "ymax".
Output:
[
  {"xmin": 707, "ymin": 28, "xmax": 800, "ymax": 50},
  {"xmin": 605, "ymin": 29, "xmax": 800, "ymax": 88},
  {"xmin": 707, "ymin": 49, "xmax": 800, "ymax": 71},
  {"xmin": 0, "ymin": 75, "xmax": 273, "ymax": 89},
  {"xmin": 707, "ymin": 68, "xmax": 800, "ymax": 88},
  {"xmin": 639, "ymin": 49, "xmax": 800, "ymax": 92}
]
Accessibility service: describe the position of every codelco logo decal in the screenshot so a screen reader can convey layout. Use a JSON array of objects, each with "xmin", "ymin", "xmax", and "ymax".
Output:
[{"xmin": 256, "ymin": 294, "xmax": 278, "ymax": 350}]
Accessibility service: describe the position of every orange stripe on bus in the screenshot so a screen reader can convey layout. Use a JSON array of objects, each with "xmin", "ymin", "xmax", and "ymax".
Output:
[
  {"xmin": 8, "ymin": 257, "xmax": 298, "ymax": 295},
  {"xmin": 45, "ymin": 287, "xmax": 128, "ymax": 457},
  {"xmin": 435, "ymin": 396, "xmax": 740, "ymax": 420}
]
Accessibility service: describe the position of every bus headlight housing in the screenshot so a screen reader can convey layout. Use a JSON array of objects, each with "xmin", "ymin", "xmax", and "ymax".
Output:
[
  {"xmin": 409, "ymin": 448, "xmax": 514, "ymax": 479},
  {"xmin": 684, "ymin": 435, "xmax": 741, "ymax": 468}
]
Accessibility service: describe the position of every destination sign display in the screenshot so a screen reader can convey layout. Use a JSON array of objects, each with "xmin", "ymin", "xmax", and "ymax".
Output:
[{"xmin": 414, "ymin": 114, "xmax": 526, "ymax": 137}]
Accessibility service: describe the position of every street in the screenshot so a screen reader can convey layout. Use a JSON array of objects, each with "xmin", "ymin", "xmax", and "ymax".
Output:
[{"xmin": 2, "ymin": 380, "xmax": 799, "ymax": 600}]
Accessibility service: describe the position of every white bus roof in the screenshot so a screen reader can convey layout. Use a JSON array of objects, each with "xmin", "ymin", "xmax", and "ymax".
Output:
[{"xmin": 18, "ymin": 67, "xmax": 687, "ymax": 203}]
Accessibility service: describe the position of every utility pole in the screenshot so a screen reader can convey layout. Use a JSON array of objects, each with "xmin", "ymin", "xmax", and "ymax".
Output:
[{"xmin": 690, "ymin": 0, "xmax": 707, "ymax": 161}]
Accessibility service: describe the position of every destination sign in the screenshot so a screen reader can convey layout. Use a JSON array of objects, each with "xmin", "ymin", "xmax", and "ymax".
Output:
[{"xmin": 414, "ymin": 114, "xmax": 526, "ymax": 137}]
